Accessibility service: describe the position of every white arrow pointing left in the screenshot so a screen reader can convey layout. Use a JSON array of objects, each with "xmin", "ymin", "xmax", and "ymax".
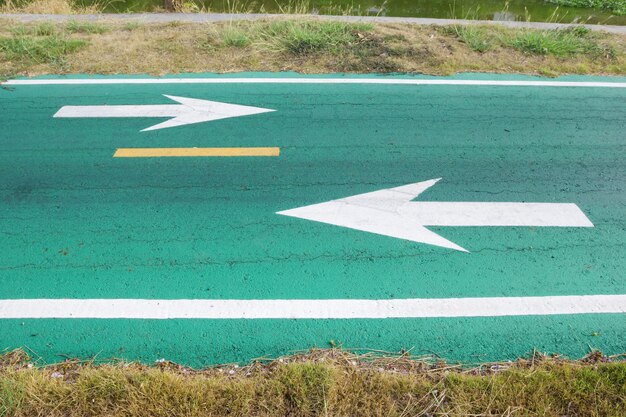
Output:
[
  {"xmin": 277, "ymin": 178, "xmax": 594, "ymax": 252},
  {"xmin": 54, "ymin": 95, "xmax": 275, "ymax": 131}
]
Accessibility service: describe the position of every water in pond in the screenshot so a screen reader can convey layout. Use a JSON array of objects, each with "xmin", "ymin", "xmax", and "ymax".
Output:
[{"xmin": 88, "ymin": 0, "xmax": 626, "ymax": 25}]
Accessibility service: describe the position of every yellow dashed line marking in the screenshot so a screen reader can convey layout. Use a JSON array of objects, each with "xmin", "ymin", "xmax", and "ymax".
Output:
[{"xmin": 114, "ymin": 147, "xmax": 280, "ymax": 157}]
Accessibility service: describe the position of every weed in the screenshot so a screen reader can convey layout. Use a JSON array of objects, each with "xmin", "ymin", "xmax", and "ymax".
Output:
[
  {"xmin": 200, "ymin": 20, "xmax": 374, "ymax": 55},
  {"xmin": 220, "ymin": 26, "xmax": 250, "ymax": 48},
  {"xmin": 8, "ymin": 25, "xmax": 28, "ymax": 36},
  {"xmin": 442, "ymin": 23, "xmax": 616, "ymax": 58},
  {"xmin": 0, "ymin": 32, "xmax": 87, "ymax": 67},
  {"xmin": 33, "ymin": 22, "xmax": 56, "ymax": 36},
  {"xmin": 567, "ymin": 25, "xmax": 592, "ymax": 36},
  {"xmin": 272, "ymin": 0, "xmax": 364, "ymax": 16},
  {"xmin": 122, "ymin": 22, "xmax": 141, "ymax": 31},
  {"xmin": 504, "ymin": 27, "xmax": 614, "ymax": 57},
  {"xmin": 446, "ymin": 25, "xmax": 493, "ymax": 52},
  {"xmin": 66, "ymin": 20, "xmax": 108, "ymax": 34},
  {"xmin": 259, "ymin": 20, "xmax": 373, "ymax": 55}
]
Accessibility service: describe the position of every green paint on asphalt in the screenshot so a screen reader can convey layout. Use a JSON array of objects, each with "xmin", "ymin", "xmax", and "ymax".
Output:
[
  {"xmin": 3, "ymin": 315, "xmax": 624, "ymax": 365},
  {"xmin": 1, "ymin": 73, "xmax": 625, "ymax": 366}
]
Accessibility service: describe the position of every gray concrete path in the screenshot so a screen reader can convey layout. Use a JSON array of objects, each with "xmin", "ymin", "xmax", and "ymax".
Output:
[{"xmin": 1, "ymin": 13, "xmax": 625, "ymax": 34}]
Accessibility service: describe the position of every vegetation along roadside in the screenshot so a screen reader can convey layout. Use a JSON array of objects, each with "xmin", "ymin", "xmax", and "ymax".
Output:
[
  {"xmin": 1, "ymin": 0, "xmax": 625, "ymax": 15},
  {"xmin": 546, "ymin": 0, "xmax": 626, "ymax": 16},
  {"xmin": 0, "ymin": 18, "xmax": 624, "ymax": 79},
  {"xmin": 1, "ymin": 348, "xmax": 625, "ymax": 416}
]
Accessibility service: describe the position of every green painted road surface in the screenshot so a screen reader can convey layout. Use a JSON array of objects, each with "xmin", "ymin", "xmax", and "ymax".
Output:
[{"xmin": 1, "ymin": 73, "xmax": 625, "ymax": 366}]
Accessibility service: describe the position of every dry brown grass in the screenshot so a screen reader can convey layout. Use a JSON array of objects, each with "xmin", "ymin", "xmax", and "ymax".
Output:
[
  {"xmin": 0, "ymin": 0, "xmax": 104, "ymax": 14},
  {"xmin": 1, "ymin": 348, "xmax": 625, "ymax": 416},
  {"xmin": 0, "ymin": 18, "xmax": 624, "ymax": 78}
]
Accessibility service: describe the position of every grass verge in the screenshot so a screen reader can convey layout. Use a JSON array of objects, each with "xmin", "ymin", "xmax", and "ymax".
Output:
[
  {"xmin": 0, "ymin": 19, "xmax": 624, "ymax": 78},
  {"xmin": 1, "ymin": 348, "xmax": 625, "ymax": 416},
  {"xmin": 2, "ymin": 0, "xmax": 625, "ymax": 15}
]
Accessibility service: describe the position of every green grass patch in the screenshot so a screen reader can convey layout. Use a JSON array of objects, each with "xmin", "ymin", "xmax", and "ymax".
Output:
[
  {"xmin": 204, "ymin": 20, "xmax": 374, "ymax": 56},
  {"xmin": 65, "ymin": 20, "xmax": 109, "ymax": 34},
  {"xmin": 0, "ymin": 22, "xmax": 93, "ymax": 76},
  {"xmin": 545, "ymin": 0, "xmax": 626, "ymax": 15},
  {"xmin": 0, "ymin": 31, "xmax": 87, "ymax": 68},
  {"xmin": 219, "ymin": 26, "xmax": 250, "ymax": 48},
  {"xmin": 259, "ymin": 20, "xmax": 373, "ymax": 55},
  {"xmin": 504, "ymin": 27, "xmax": 614, "ymax": 57},
  {"xmin": 277, "ymin": 362, "xmax": 333, "ymax": 414},
  {"xmin": 444, "ymin": 24, "xmax": 616, "ymax": 58},
  {"xmin": 0, "ymin": 349, "xmax": 625, "ymax": 416},
  {"xmin": 33, "ymin": 22, "xmax": 56, "ymax": 36},
  {"xmin": 122, "ymin": 21, "xmax": 141, "ymax": 31},
  {"xmin": 444, "ymin": 25, "xmax": 494, "ymax": 52}
]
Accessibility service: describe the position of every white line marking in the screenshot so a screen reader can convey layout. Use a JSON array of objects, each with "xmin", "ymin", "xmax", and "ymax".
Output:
[
  {"xmin": 0, "ymin": 295, "xmax": 624, "ymax": 319},
  {"xmin": 54, "ymin": 95, "xmax": 275, "ymax": 131},
  {"xmin": 277, "ymin": 178, "xmax": 593, "ymax": 252},
  {"xmin": 4, "ymin": 78, "xmax": 626, "ymax": 87}
]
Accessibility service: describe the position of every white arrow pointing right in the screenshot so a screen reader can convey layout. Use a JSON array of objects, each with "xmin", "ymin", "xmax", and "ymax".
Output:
[
  {"xmin": 54, "ymin": 95, "xmax": 275, "ymax": 131},
  {"xmin": 277, "ymin": 178, "xmax": 594, "ymax": 252}
]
